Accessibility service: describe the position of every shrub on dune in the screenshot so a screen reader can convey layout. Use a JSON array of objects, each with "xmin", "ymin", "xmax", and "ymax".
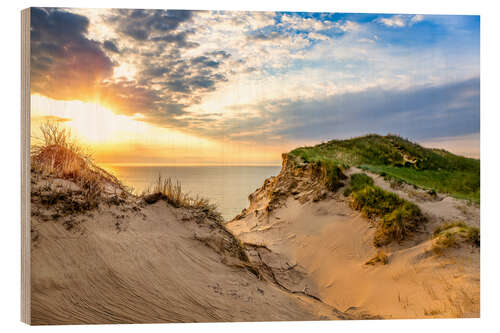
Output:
[
  {"xmin": 31, "ymin": 122, "xmax": 124, "ymax": 209},
  {"xmin": 349, "ymin": 175, "xmax": 425, "ymax": 247},
  {"xmin": 432, "ymin": 221, "xmax": 480, "ymax": 254}
]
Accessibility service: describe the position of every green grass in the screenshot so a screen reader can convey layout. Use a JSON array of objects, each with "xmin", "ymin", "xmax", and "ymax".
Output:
[
  {"xmin": 349, "ymin": 173, "xmax": 374, "ymax": 191},
  {"xmin": 289, "ymin": 134, "xmax": 479, "ymax": 202},
  {"xmin": 360, "ymin": 165, "xmax": 479, "ymax": 203},
  {"xmin": 352, "ymin": 184, "xmax": 405, "ymax": 218},
  {"xmin": 376, "ymin": 201, "xmax": 425, "ymax": 246},
  {"xmin": 349, "ymin": 174, "xmax": 426, "ymax": 246},
  {"xmin": 314, "ymin": 160, "xmax": 346, "ymax": 191}
]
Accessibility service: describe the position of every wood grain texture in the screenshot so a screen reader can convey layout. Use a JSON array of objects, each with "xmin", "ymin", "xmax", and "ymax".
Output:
[{"xmin": 21, "ymin": 7, "xmax": 31, "ymax": 325}]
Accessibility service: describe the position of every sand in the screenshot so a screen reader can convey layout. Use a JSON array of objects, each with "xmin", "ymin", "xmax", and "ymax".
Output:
[
  {"xmin": 29, "ymin": 171, "xmax": 349, "ymax": 325},
  {"xmin": 227, "ymin": 167, "xmax": 480, "ymax": 319}
]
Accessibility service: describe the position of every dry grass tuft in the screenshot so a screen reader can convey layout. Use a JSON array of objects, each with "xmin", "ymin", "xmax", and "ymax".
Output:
[
  {"xmin": 31, "ymin": 122, "xmax": 125, "ymax": 210},
  {"xmin": 365, "ymin": 250, "xmax": 389, "ymax": 265},
  {"xmin": 31, "ymin": 122, "xmax": 88, "ymax": 178},
  {"xmin": 143, "ymin": 174, "xmax": 219, "ymax": 215},
  {"xmin": 431, "ymin": 221, "xmax": 480, "ymax": 254}
]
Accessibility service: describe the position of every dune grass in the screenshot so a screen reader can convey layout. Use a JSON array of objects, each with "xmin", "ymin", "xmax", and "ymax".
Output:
[
  {"xmin": 349, "ymin": 173, "xmax": 374, "ymax": 191},
  {"xmin": 33, "ymin": 122, "xmax": 222, "ymax": 219},
  {"xmin": 348, "ymin": 173, "xmax": 426, "ymax": 246},
  {"xmin": 365, "ymin": 249, "xmax": 389, "ymax": 265},
  {"xmin": 312, "ymin": 160, "xmax": 346, "ymax": 191},
  {"xmin": 432, "ymin": 221, "xmax": 480, "ymax": 254},
  {"xmin": 289, "ymin": 134, "xmax": 480, "ymax": 202},
  {"xmin": 31, "ymin": 122, "xmax": 124, "ymax": 209},
  {"xmin": 143, "ymin": 174, "xmax": 221, "ymax": 219},
  {"xmin": 31, "ymin": 122, "xmax": 88, "ymax": 178}
]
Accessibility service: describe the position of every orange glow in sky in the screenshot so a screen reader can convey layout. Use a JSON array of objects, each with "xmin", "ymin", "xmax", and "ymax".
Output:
[{"xmin": 30, "ymin": 94, "xmax": 285, "ymax": 166}]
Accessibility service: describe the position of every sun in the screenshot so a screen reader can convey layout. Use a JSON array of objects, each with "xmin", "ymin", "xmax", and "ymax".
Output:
[{"xmin": 31, "ymin": 94, "xmax": 150, "ymax": 144}]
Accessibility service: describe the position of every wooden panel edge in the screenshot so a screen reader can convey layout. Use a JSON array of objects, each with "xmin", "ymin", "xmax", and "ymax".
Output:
[{"xmin": 21, "ymin": 7, "xmax": 31, "ymax": 325}]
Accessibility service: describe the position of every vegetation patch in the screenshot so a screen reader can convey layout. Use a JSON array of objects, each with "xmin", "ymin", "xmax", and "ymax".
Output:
[
  {"xmin": 31, "ymin": 122, "xmax": 125, "ymax": 212},
  {"xmin": 349, "ymin": 173, "xmax": 374, "ymax": 191},
  {"xmin": 289, "ymin": 134, "xmax": 479, "ymax": 202},
  {"xmin": 352, "ymin": 185, "xmax": 405, "ymax": 219},
  {"xmin": 374, "ymin": 201, "xmax": 425, "ymax": 246},
  {"xmin": 365, "ymin": 250, "xmax": 389, "ymax": 265},
  {"xmin": 432, "ymin": 221, "xmax": 480, "ymax": 254},
  {"xmin": 143, "ymin": 174, "xmax": 222, "ymax": 220},
  {"xmin": 309, "ymin": 160, "xmax": 346, "ymax": 192},
  {"xmin": 360, "ymin": 165, "xmax": 479, "ymax": 203},
  {"xmin": 348, "ymin": 173, "xmax": 425, "ymax": 246}
]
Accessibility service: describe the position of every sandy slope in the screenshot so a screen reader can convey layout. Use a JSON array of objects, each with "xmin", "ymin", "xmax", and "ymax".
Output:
[
  {"xmin": 30, "ymin": 172, "xmax": 348, "ymax": 325},
  {"xmin": 227, "ymin": 162, "xmax": 480, "ymax": 318}
]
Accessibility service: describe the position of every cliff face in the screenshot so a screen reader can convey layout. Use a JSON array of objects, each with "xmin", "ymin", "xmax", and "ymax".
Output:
[{"xmin": 236, "ymin": 153, "xmax": 345, "ymax": 221}]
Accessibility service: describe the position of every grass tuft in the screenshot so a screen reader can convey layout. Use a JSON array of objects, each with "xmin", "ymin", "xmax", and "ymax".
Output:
[
  {"xmin": 432, "ymin": 221, "xmax": 480, "ymax": 254},
  {"xmin": 365, "ymin": 250, "xmax": 389, "ymax": 265},
  {"xmin": 349, "ymin": 173, "xmax": 374, "ymax": 191},
  {"xmin": 31, "ymin": 122, "xmax": 124, "ymax": 210},
  {"xmin": 375, "ymin": 201, "xmax": 425, "ymax": 246},
  {"xmin": 352, "ymin": 185, "xmax": 404, "ymax": 218},
  {"xmin": 31, "ymin": 122, "xmax": 88, "ymax": 178},
  {"xmin": 143, "ymin": 174, "xmax": 221, "ymax": 218},
  {"xmin": 351, "ymin": 183, "xmax": 425, "ymax": 246}
]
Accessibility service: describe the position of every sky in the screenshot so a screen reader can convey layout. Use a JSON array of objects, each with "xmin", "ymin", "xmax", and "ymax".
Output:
[{"xmin": 29, "ymin": 8, "xmax": 480, "ymax": 165}]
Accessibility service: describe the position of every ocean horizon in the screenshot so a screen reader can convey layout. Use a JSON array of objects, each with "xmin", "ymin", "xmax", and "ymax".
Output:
[{"xmin": 103, "ymin": 165, "xmax": 281, "ymax": 221}]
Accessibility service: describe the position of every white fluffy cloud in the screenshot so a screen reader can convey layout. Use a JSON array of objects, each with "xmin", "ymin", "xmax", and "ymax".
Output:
[{"xmin": 376, "ymin": 14, "xmax": 425, "ymax": 28}]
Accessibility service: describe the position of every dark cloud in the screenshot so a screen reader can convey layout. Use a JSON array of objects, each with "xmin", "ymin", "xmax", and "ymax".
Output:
[
  {"xmin": 30, "ymin": 8, "xmax": 114, "ymax": 100},
  {"xmin": 110, "ymin": 9, "xmax": 195, "ymax": 42},
  {"xmin": 280, "ymin": 78, "xmax": 480, "ymax": 142},
  {"xmin": 103, "ymin": 40, "xmax": 120, "ymax": 53},
  {"xmin": 143, "ymin": 66, "xmax": 170, "ymax": 78},
  {"xmin": 190, "ymin": 56, "xmax": 220, "ymax": 68},
  {"xmin": 247, "ymin": 30, "xmax": 285, "ymax": 41},
  {"xmin": 151, "ymin": 31, "xmax": 199, "ymax": 48},
  {"xmin": 123, "ymin": 27, "xmax": 149, "ymax": 41}
]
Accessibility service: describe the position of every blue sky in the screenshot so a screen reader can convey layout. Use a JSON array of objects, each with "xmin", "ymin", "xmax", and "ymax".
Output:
[{"xmin": 30, "ymin": 8, "xmax": 480, "ymax": 163}]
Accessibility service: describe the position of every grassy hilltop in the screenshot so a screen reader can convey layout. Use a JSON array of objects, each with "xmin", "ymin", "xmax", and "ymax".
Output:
[{"xmin": 289, "ymin": 134, "xmax": 480, "ymax": 203}]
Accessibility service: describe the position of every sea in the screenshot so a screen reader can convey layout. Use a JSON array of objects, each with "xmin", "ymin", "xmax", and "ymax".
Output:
[{"xmin": 103, "ymin": 165, "xmax": 281, "ymax": 221}]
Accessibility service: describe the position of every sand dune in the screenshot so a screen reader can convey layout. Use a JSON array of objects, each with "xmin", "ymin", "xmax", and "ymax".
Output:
[
  {"xmin": 227, "ymin": 159, "xmax": 480, "ymax": 318},
  {"xmin": 30, "ymin": 170, "xmax": 354, "ymax": 325}
]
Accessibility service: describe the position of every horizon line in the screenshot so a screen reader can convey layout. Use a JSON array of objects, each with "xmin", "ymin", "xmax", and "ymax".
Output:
[{"xmin": 101, "ymin": 162, "xmax": 283, "ymax": 167}]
